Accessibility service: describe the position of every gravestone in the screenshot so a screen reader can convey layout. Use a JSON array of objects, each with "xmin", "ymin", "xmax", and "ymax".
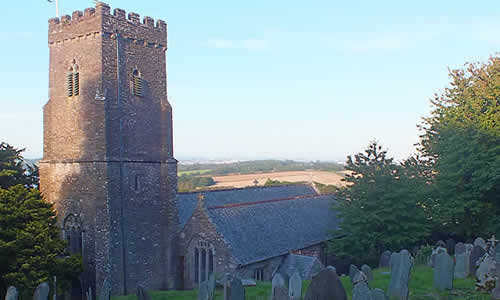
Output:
[
  {"xmin": 288, "ymin": 270, "xmax": 302, "ymax": 300},
  {"xmin": 349, "ymin": 264, "xmax": 359, "ymax": 282},
  {"xmin": 372, "ymin": 288, "xmax": 388, "ymax": 300},
  {"xmin": 352, "ymin": 281, "xmax": 373, "ymax": 300},
  {"xmin": 389, "ymin": 252, "xmax": 398, "ymax": 271},
  {"xmin": 352, "ymin": 271, "xmax": 367, "ymax": 286},
  {"xmin": 455, "ymin": 242, "xmax": 465, "ymax": 255},
  {"xmin": 199, "ymin": 273, "xmax": 215, "ymax": 300},
  {"xmin": 474, "ymin": 237, "xmax": 487, "ymax": 250},
  {"xmin": 5, "ymin": 286, "xmax": 18, "ymax": 300},
  {"xmin": 465, "ymin": 243, "xmax": 474, "ymax": 254},
  {"xmin": 33, "ymin": 282, "xmax": 49, "ymax": 300},
  {"xmin": 496, "ymin": 240, "xmax": 500, "ymax": 261},
  {"xmin": 379, "ymin": 250, "xmax": 391, "ymax": 268},
  {"xmin": 387, "ymin": 250, "xmax": 413, "ymax": 300},
  {"xmin": 446, "ymin": 238, "xmax": 456, "ymax": 255},
  {"xmin": 436, "ymin": 240, "xmax": 446, "ymax": 248},
  {"xmin": 433, "ymin": 252, "xmax": 454, "ymax": 290},
  {"xmin": 491, "ymin": 262, "xmax": 500, "ymax": 299},
  {"xmin": 469, "ymin": 245, "xmax": 486, "ymax": 275},
  {"xmin": 271, "ymin": 273, "xmax": 288, "ymax": 300},
  {"xmin": 304, "ymin": 267, "xmax": 347, "ymax": 300},
  {"xmin": 227, "ymin": 277, "xmax": 245, "ymax": 300},
  {"xmin": 137, "ymin": 286, "xmax": 152, "ymax": 300},
  {"xmin": 98, "ymin": 277, "xmax": 111, "ymax": 300},
  {"xmin": 454, "ymin": 251, "xmax": 469, "ymax": 279},
  {"xmin": 476, "ymin": 255, "xmax": 496, "ymax": 290},
  {"xmin": 361, "ymin": 264, "xmax": 373, "ymax": 282}
]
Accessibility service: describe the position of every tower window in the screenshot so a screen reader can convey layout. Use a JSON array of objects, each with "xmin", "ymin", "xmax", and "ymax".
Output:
[
  {"xmin": 67, "ymin": 60, "xmax": 80, "ymax": 97},
  {"xmin": 133, "ymin": 70, "xmax": 143, "ymax": 97},
  {"xmin": 134, "ymin": 174, "xmax": 141, "ymax": 191}
]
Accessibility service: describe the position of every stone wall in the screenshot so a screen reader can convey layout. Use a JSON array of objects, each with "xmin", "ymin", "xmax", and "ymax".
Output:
[{"xmin": 41, "ymin": 2, "xmax": 177, "ymax": 297}]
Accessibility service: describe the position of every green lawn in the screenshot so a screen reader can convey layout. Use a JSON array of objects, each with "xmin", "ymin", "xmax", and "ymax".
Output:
[{"xmin": 112, "ymin": 265, "xmax": 491, "ymax": 300}]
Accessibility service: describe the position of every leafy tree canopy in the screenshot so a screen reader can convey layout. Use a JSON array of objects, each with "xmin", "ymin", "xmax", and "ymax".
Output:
[
  {"xmin": 419, "ymin": 57, "xmax": 500, "ymax": 238},
  {"xmin": 0, "ymin": 142, "xmax": 82, "ymax": 299},
  {"xmin": 329, "ymin": 141, "xmax": 431, "ymax": 266}
]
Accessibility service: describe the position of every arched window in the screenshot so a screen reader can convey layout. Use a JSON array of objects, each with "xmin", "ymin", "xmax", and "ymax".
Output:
[
  {"xmin": 193, "ymin": 240, "xmax": 215, "ymax": 285},
  {"xmin": 63, "ymin": 214, "xmax": 83, "ymax": 255},
  {"xmin": 132, "ymin": 69, "xmax": 143, "ymax": 97},
  {"xmin": 67, "ymin": 60, "xmax": 80, "ymax": 97}
]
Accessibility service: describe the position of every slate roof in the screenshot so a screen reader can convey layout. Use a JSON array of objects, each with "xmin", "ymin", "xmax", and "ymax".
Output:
[
  {"xmin": 175, "ymin": 184, "xmax": 340, "ymax": 266},
  {"xmin": 176, "ymin": 184, "xmax": 316, "ymax": 230}
]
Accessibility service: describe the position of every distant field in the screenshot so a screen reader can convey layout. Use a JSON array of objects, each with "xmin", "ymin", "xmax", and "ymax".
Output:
[
  {"xmin": 211, "ymin": 170, "xmax": 346, "ymax": 188},
  {"xmin": 178, "ymin": 169, "xmax": 212, "ymax": 176}
]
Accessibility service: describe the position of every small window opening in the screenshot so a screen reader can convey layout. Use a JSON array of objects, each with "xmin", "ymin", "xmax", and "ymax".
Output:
[
  {"xmin": 253, "ymin": 268, "xmax": 264, "ymax": 281},
  {"xmin": 133, "ymin": 70, "xmax": 143, "ymax": 97},
  {"xmin": 134, "ymin": 174, "xmax": 141, "ymax": 191}
]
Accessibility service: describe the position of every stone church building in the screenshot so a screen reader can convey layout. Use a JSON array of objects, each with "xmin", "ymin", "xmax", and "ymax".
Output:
[{"xmin": 39, "ymin": 2, "xmax": 339, "ymax": 298}]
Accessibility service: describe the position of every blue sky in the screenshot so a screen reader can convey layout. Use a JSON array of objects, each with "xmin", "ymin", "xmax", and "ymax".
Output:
[{"xmin": 1, "ymin": 0, "xmax": 500, "ymax": 161}]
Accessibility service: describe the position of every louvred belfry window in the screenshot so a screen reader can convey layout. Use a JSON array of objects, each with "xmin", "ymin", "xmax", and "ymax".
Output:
[
  {"xmin": 133, "ymin": 70, "xmax": 143, "ymax": 97},
  {"xmin": 67, "ymin": 61, "xmax": 80, "ymax": 97}
]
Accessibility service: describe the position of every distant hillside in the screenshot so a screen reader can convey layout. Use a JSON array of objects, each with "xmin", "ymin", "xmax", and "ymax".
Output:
[{"xmin": 178, "ymin": 159, "xmax": 344, "ymax": 176}]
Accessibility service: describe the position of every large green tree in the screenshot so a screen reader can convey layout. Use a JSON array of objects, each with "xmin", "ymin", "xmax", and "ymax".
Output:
[
  {"xmin": 329, "ymin": 141, "xmax": 431, "ymax": 266},
  {"xmin": 0, "ymin": 143, "xmax": 82, "ymax": 299},
  {"xmin": 419, "ymin": 57, "xmax": 500, "ymax": 238}
]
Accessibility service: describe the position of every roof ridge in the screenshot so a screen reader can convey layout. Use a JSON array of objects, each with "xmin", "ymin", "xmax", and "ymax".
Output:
[
  {"xmin": 176, "ymin": 183, "xmax": 313, "ymax": 195},
  {"xmin": 207, "ymin": 194, "xmax": 327, "ymax": 210}
]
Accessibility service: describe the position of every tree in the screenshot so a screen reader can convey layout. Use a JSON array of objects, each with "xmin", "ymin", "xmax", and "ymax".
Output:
[
  {"xmin": 329, "ymin": 141, "xmax": 431, "ymax": 266},
  {"xmin": 0, "ymin": 143, "xmax": 38, "ymax": 189},
  {"xmin": 0, "ymin": 142, "xmax": 82, "ymax": 299},
  {"xmin": 419, "ymin": 57, "xmax": 500, "ymax": 238}
]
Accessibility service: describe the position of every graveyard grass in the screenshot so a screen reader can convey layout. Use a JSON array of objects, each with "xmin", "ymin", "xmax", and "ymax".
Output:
[{"xmin": 112, "ymin": 265, "xmax": 491, "ymax": 300}]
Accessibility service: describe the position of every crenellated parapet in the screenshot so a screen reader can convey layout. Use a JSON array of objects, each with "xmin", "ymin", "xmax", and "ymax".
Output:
[{"xmin": 48, "ymin": 2, "xmax": 167, "ymax": 50}]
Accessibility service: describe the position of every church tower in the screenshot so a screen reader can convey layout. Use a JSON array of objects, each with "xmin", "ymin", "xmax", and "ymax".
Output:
[{"xmin": 39, "ymin": 2, "xmax": 178, "ymax": 297}]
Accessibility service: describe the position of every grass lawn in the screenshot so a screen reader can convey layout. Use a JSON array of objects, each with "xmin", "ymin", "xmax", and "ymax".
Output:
[{"xmin": 112, "ymin": 265, "xmax": 491, "ymax": 300}]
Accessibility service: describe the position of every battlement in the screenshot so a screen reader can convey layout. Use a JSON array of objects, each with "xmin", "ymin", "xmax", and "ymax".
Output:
[{"xmin": 48, "ymin": 2, "xmax": 167, "ymax": 46}]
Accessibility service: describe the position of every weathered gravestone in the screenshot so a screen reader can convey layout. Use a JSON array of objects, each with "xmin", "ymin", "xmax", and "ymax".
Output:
[
  {"xmin": 474, "ymin": 237, "xmax": 487, "ymax": 250},
  {"xmin": 304, "ymin": 267, "xmax": 347, "ymax": 300},
  {"xmin": 348, "ymin": 264, "xmax": 360, "ymax": 283},
  {"xmin": 98, "ymin": 277, "xmax": 111, "ymax": 300},
  {"xmin": 454, "ymin": 242, "xmax": 469, "ymax": 279},
  {"xmin": 371, "ymin": 288, "xmax": 388, "ymax": 300},
  {"xmin": 198, "ymin": 273, "xmax": 215, "ymax": 300},
  {"xmin": 227, "ymin": 277, "xmax": 245, "ymax": 300},
  {"xmin": 446, "ymin": 238, "xmax": 456, "ymax": 256},
  {"xmin": 389, "ymin": 252, "xmax": 398, "ymax": 271},
  {"xmin": 361, "ymin": 264, "xmax": 373, "ymax": 282},
  {"xmin": 288, "ymin": 270, "xmax": 302, "ymax": 300},
  {"xmin": 387, "ymin": 250, "xmax": 413, "ymax": 300},
  {"xmin": 5, "ymin": 286, "xmax": 18, "ymax": 300},
  {"xmin": 491, "ymin": 261, "xmax": 500, "ymax": 299},
  {"xmin": 379, "ymin": 250, "xmax": 391, "ymax": 268},
  {"xmin": 469, "ymin": 245, "xmax": 486, "ymax": 275},
  {"xmin": 352, "ymin": 280, "xmax": 373, "ymax": 300},
  {"xmin": 476, "ymin": 255, "xmax": 496, "ymax": 290},
  {"xmin": 436, "ymin": 240, "xmax": 446, "ymax": 248},
  {"xmin": 137, "ymin": 286, "xmax": 152, "ymax": 300},
  {"xmin": 271, "ymin": 273, "xmax": 288, "ymax": 300},
  {"xmin": 465, "ymin": 243, "xmax": 474, "ymax": 254},
  {"xmin": 433, "ymin": 252, "xmax": 454, "ymax": 290},
  {"xmin": 33, "ymin": 282, "xmax": 50, "ymax": 300}
]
